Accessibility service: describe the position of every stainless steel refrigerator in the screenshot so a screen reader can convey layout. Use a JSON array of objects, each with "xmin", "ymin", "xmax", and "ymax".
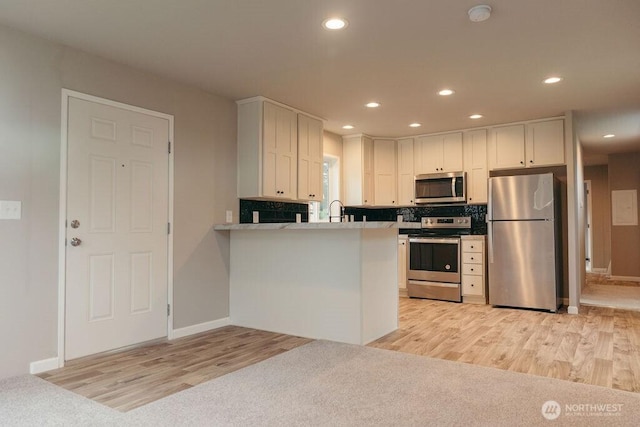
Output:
[{"xmin": 487, "ymin": 173, "xmax": 561, "ymax": 312}]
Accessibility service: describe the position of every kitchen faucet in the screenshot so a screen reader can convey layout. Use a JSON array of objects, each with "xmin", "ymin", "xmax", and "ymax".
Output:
[{"xmin": 329, "ymin": 199, "xmax": 345, "ymax": 222}]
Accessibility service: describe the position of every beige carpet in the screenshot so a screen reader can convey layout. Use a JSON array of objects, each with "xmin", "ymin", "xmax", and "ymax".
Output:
[{"xmin": 3, "ymin": 340, "xmax": 640, "ymax": 426}]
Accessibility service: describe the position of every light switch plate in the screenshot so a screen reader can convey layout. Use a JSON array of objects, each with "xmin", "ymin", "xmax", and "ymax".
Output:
[
  {"xmin": 0, "ymin": 200, "xmax": 22, "ymax": 220},
  {"xmin": 225, "ymin": 210, "xmax": 233, "ymax": 223}
]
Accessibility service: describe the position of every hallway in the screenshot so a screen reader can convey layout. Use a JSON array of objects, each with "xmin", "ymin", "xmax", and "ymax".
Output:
[{"xmin": 582, "ymin": 273, "xmax": 640, "ymax": 311}]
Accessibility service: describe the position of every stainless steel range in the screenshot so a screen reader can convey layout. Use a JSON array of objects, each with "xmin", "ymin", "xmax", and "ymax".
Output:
[{"xmin": 407, "ymin": 216, "xmax": 471, "ymax": 302}]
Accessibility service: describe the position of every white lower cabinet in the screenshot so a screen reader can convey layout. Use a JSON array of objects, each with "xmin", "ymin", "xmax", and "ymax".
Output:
[
  {"xmin": 461, "ymin": 236, "xmax": 486, "ymax": 304},
  {"xmin": 398, "ymin": 235, "xmax": 408, "ymax": 295}
]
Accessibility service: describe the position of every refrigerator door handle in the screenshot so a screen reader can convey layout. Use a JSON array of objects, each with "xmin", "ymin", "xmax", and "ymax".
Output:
[
  {"xmin": 488, "ymin": 220, "xmax": 494, "ymax": 264},
  {"xmin": 487, "ymin": 178, "xmax": 493, "ymax": 221}
]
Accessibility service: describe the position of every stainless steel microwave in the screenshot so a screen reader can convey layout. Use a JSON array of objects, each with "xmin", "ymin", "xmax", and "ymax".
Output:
[{"xmin": 414, "ymin": 172, "xmax": 466, "ymax": 204}]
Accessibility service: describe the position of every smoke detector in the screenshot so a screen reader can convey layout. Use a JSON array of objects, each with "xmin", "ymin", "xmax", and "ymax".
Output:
[{"xmin": 468, "ymin": 5, "xmax": 492, "ymax": 22}]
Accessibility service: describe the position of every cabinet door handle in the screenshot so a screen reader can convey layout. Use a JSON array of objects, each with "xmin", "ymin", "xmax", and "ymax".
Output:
[
  {"xmin": 520, "ymin": 161, "xmax": 524, "ymax": 165},
  {"xmin": 530, "ymin": 160, "xmax": 534, "ymax": 164}
]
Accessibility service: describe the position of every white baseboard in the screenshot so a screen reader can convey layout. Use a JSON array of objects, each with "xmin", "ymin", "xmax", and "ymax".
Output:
[
  {"xmin": 591, "ymin": 268, "xmax": 607, "ymax": 274},
  {"xmin": 30, "ymin": 357, "xmax": 61, "ymax": 374},
  {"xmin": 567, "ymin": 305, "xmax": 579, "ymax": 315},
  {"xmin": 171, "ymin": 317, "xmax": 231, "ymax": 339},
  {"xmin": 609, "ymin": 275, "xmax": 640, "ymax": 282}
]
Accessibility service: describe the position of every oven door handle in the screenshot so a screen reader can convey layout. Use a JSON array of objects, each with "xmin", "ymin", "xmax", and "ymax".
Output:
[
  {"xmin": 409, "ymin": 237, "xmax": 460, "ymax": 244},
  {"xmin": 451, "ymin": 177, "xmax": 456, "ymax": 198}
]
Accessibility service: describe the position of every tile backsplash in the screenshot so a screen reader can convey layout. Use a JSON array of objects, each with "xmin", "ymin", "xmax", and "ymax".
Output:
[
  {"xmin": 240, "ymin": 199, "xmax": 309, "ymax": 223},
  {"xmin": 239, "ymin": 199, "xmax": 487, "ymax": 234},
  {"xmin": 344, "ymin": 204, "xmax": 487, "ymax": 234}
]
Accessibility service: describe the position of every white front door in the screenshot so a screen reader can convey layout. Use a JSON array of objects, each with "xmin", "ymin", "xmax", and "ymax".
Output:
[{"xmin": 65, "ymin": 96, "xmax": 170, "ymax": 360}]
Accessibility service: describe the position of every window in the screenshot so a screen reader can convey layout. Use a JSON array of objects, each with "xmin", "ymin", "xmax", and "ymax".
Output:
[{"xmin": 309, "ymin": 155, "xmax": 339, "ymax": 222}]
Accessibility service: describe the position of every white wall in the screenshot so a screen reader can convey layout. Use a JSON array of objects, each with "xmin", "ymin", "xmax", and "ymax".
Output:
[
  {"xmin": 0, "ymin": 24, "xmax": 237, "ymax": 378},
  {"xmin": 323, "ymin": 130, "xmax": 343, "ymax": 159},
  {"xmin": 564, "ymin": 111, "xmax": 585, "ymax": 313}
]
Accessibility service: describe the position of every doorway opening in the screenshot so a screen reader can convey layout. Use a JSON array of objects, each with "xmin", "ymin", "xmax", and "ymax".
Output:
[{"xmin": 581, "ymin": 164, "xmax": 640, "ymax": 311}]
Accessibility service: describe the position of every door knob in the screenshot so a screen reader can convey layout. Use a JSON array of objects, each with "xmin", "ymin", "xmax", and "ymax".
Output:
[
  {"xmin": 70, "ymin": 237, "xmax": 82, "ymax": 247},
  {"xmin": 70, "ymin": 219, "xmax": 80, "ymax": 229}
]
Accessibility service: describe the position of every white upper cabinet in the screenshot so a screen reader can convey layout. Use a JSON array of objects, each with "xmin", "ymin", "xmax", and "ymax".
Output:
[
  {"xmin": 397, "ymin": 138, "xmax": 415, "ymax": 206},
  {"xmin": 373, "ymin": 139, "xmax": 397, "ymax": 206},
  {"xmin": 489, "ymin": 124, "xmax": 526, "ymax": 169},
  {"xmin": 238, "ymin": 96, "xmax": 325, "ymax": 201},
  {"xmin": 262, "ymin": 101, "xmax": 298, "ymax": 199},
  {"xmin": 526, "ymin": 119, "xmax": 565, "ymax": 167},
  {"xmin": 489, "ymin": 119, "xmax": 564, "ymax": 170},
  {"xmin": 343, "ymin": 135, "xmax": 374, "ymax": 206},
  {"xmin": 297, "ymin": 113, "xmax": 323, "ymax": 201},
  {"xmin": 237, "ymin": 98, "xmax": 298, "ymax": 199},
  {"xmin": 415, "ymin": 132, "xmax": 463, "ymax": 174},
  {"xmin": 463, "ymin": 129, "xmax": 488, "ymax": 204}
]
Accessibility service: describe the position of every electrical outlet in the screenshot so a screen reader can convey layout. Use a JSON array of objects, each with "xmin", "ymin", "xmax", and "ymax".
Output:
[
  {"xmin": 0, "ymin": 200, "xmax": 22, "ymax": 220},
  {"xmin": 225, "ymin": 210, "xmax": 233, "ymax": 223}
]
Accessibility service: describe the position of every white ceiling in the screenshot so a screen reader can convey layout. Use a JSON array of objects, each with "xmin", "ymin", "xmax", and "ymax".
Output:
[{"xmin": 1, "ymin": 0, "xmax": 639, "ymax": 163}]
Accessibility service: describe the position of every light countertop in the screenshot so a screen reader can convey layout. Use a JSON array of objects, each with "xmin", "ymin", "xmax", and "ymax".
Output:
[{"xmin": 214, "ymin": 221, "xmax": 422, "ymax": 231}]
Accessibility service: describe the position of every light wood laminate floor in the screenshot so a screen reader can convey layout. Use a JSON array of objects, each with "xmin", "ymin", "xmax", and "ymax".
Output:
[
  {"xmin": 40, "ymin": 299, "xmax": 640, "ymax": 412},
  {"xmin": 581, "ymin": 273, "xmax": 640, "ymax": 311},
  {"xmin": 370, "ymin": 298, "xmax": 640, "ymax": 393},
  {"xmin": 38, "ymin": 326, "xmax": 311, "ymax": 411}
]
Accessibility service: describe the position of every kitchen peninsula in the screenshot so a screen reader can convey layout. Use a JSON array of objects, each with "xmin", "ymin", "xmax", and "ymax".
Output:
[{"xmin": 215, "ymin": 221, "xmax": 418, "ymax": 344}]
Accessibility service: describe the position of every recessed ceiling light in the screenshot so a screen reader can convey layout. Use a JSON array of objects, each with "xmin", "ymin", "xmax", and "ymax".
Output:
[
  {"xmin": 603, "ymin": 134, "xmax": 615, "ymax": 138},
  {"xmin": 322, "ymin": 18, "xmax": 348, "ymax": 30},
  {"xmin": 342, "ymin": 125, "xmax": 354, "ymax": 130},
  {"xmin": 543, "ymin": 76, "xmax": 563, "ymax": 84},
  {"xmin": 438, "ymin": 89, "xmax": 455, "ymax": 96},
  {"xmin": 365, "ymin": 102, "xmax": 380, "ymax": 108},
  {"xmin": 469, "ymin": 114, "xmax": 483, "ymax": 119},
  {"xmin": 409, "ymin": 123, "xmax": 421, "ymax": 128}
]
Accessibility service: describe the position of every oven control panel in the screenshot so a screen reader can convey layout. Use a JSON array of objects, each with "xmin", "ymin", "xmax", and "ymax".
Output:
[{"xmin": 421, "ymin": 216, "xmax": 471, "ymax": 229}]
